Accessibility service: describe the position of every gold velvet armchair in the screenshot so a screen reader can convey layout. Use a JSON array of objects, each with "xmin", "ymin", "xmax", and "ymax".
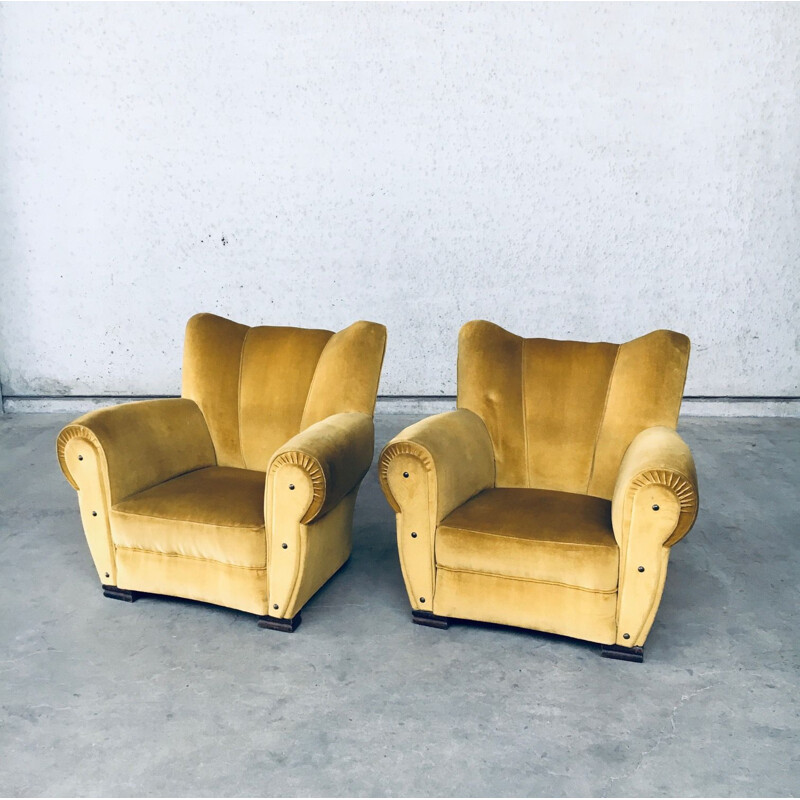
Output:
[
  {"xmin": 380, "ymin": 321, "xmax": 698, "ymax": 661},
  {"xmin": 57, "ymin": 313, "xmax": 386, "ymax": 631}
]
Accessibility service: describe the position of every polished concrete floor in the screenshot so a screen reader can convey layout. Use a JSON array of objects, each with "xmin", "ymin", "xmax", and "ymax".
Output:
[{"xmin": 0, "ymin": 412, "xmax": 798, "ymax": 797}]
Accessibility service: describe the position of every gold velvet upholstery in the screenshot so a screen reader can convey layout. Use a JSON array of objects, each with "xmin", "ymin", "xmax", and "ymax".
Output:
[
  {"xmin": 381, "ymin": 321, "xmax": 698, "ymax": 652},
  {"xmin": 437, "ymin": 489, "xmax": 619, "ymax": 591},
  {"xmin": 57, "ymin": 313, "xmax": 386, "ymax": 621},
  {"xmin": 112, "ymin": 467, "xmax": 268, "ymax": 568}
]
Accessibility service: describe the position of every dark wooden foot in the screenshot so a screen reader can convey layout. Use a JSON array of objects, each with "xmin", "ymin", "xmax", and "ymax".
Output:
[
  {"xmin": 102, "ymin": 585, "xmax": 137, "ymax": 603},
  {"xmin": 412, "ymin": 609, "xmax": 449, "ymax": 629},
  {"xmin": 257, "ymin": 613, "xmax": 302, "ymax": 632},
  {"xmin": 601, "ymin": 643, "xmax": 644, "ymax": 663}
]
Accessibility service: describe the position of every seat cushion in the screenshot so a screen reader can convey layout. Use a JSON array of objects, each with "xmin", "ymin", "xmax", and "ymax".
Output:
[
  {"xmin": 111, "ymin": 466, "xmax": 267, "ymax": 568},
  {"xmin": 436, "ymin": 488, "xmax": 619, "ymax": 592}
]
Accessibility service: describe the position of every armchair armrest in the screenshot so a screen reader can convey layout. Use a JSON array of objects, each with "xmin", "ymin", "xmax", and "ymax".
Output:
[
  {"xmin": 57, "ymin": 398, "xmax": 216, "ymax": 504},
  {"xmin": 610, "ymin": 425, "xmax": 699, "ymax": 647},
  {"xmin": 612, "ymin": 426, "xmax": 698, "ymax": 549},
  {"xmin": 379, "ymin": 409, "xmax": 495, "ymax": 612},
  {"xmin": 56, "ymin": 398, "xmax": 216, "ymax": 585},
  {"xmin": 379, "ymin": 409, "xmax": 495, "ymax": 523},
  {"xmin": 267, "ymin": 412, "xmax": 374, "ymax": 526},
  {"xmin": 264, "ymin": 412, "xmax": 374, "ymax": 620}
]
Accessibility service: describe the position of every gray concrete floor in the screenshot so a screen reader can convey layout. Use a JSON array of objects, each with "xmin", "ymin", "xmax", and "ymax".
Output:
[{"xmin": 1, "ymin": 413, "xmax": 798, "ymax": 797}]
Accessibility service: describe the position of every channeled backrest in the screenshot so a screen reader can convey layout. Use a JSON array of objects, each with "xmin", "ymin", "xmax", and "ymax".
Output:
[
  {"xmin": 457, "ymin": 321, "xmax": 690, "ymax": 499},
  {"xmin": 182, "ymin": 313, "xmax": 386, "ymax": 471}
]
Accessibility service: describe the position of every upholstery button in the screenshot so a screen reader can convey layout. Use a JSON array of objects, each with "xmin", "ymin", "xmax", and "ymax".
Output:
[
  {"xmin": 419, "ymin": 597, "xmax": 426, "ymax": 603},
  {"xmin": 92, "ymin": 511, "xmax": 97, "ymax": 517},
  {"xmin": 78, "ymin": 455, "xmax": 84, "ymax": 461},
  {"xmin": 282, "ymin": 543, "xmax": 288, "ymax": 549},
  {"xmin": 411, "ymin": 532, "xmax": 417, "ymax": 538},
  {"xmin": 638, "ymin": 566, "xmax": 645, "ymax": 572},
  {"xmin": 623, "ymin": 633, "xmax": 630, "ymax": 640},
  {"xmin": 289, "ymin": 484, "xmax": 295, "ymax": 491},
  {"xmin": 273, "ymin": 604, "xmax": 279, "ymax": 610},
  {"xmin": 652, "ymin": 504, "xmax": 660, "ymax": 511},
  {"xmin": 403, "ymin": 472, "xmax": 409, "ymax": 478}
]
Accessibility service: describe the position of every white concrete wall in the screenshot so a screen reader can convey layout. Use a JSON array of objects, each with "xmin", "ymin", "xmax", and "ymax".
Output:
[{"xmin": 1, "ymin": 2, "xmax": 798, "ymax": 407}]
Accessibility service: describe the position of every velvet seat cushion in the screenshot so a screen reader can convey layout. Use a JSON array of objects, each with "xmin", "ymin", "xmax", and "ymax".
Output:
[
  {"xmin": 111, "ymin": 467, "xmax": 267, "ymax": 568},
  {"xmin": 436, "ymin": 488, "xmax": 619, "ymax": 592}
]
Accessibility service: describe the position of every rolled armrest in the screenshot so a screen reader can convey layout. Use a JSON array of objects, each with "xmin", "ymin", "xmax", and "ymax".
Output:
[
  {"xmin": 56, "ymin": 398, "xmax": 216, "ymax": 504},
  {"xmin": 612, "ymin": 426, "xmax": 699, "ymax": 548},
  {"xmin": 379, "ymin": 409, "xmax": 495, "ymax": 524},
  {"xmin": 267, "ymin": 412, "xmax": 374, "ymax": 525},
  {"xmin": 379, "ymin": 409, "xmax": 494, "ymax": 612},
  {"xmin": 56, "ymin": 398, "xmax": 216, "ymax": 585},
  {"xmin": 610, "ymin": 426, "xmax": 698, "ymax": 646}
]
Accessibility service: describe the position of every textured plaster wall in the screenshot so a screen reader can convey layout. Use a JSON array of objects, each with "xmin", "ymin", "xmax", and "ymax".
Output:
[{"xmin": 0, "ymin": 2, "xmax": 798, "ymax": 400}]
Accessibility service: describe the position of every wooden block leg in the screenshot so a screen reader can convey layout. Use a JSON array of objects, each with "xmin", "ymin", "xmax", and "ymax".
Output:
[
  {"xmin": 600, "ymin": 643, "xmax": 644, "ymax": 663},
  {"xmin": 102, "ymin": 585, "xmax": 138, "ymax": 603},
  {"xmin": 412, "ymin": 610, "xmax": 450, "ymax": 629},
  {"xmin": 257, "ymin": 613, "xmax": 302, "ymax": 632}
]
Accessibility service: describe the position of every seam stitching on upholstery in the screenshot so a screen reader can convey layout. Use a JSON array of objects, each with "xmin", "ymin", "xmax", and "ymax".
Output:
[
  {"xmin": 586, "ymin": 345, "xmax": 620, "ymax": 494},
  {"xmin": 471, "ymin": 411, "xmax": 497, "ymax": 488},
  {"xmin": 456, "ymin": 331, "xmax": 462, "ymax": 411},
  {"xmin": 112, "ymin": 465, "xmax": 222, "ymax": 506},
  {"xmin": 435, "ymin": 565, "xmax": 617, "ymax": 594},
  {"xmin": 437, "ymin": 524, "xmax": 618, "ymax": 548},
  {"xmin": 236, "ymin": 327, "xmax": 252, "ymax": 468},
  {"xmin": 429, "ymin": 463, "xmax": 439, "ymax": 605},
  {"xmin": 114, "ymin": 545, "xmax": 266, "ymax": 569},
  {"xmin": 111, "ymin": 509, "xmax": 264, "ymax": 530},
  {"xmin": 675, "ymin": 336, "xmax": 691, "ymax": 425},
  {"xmin": 299, "ymin": 330, "xmax": 334, "ymax": 428},
  {"xmin": 521, "ymin": 338, "xmax": 530, "ymax": 487},
  {"xmin": 369, "ymin": 329, "xmax": 388, "ymax": 417}
]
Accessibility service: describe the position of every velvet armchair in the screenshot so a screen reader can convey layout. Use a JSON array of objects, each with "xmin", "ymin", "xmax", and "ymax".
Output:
[
  {"xmin": 380, "ymin": 321, "xmax": 698, "ymax": 661},
  {"xmin": 57, "ymin": 313, "xmax": 386, "ymax": 631}
]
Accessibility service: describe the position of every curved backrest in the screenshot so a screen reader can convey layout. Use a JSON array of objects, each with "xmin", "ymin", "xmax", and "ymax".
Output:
[
  {"xmin": 182, "ymin": 313, "xmax": 386, "ymax": 471},
  {"xmin": 457, "ymin": 321, "xmax": 690, "ymax": 499}
]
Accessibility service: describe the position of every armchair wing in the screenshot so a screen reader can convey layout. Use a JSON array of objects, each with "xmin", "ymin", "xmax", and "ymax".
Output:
[
  {"xmin": 56, "ymin": 399, "xmax": 216, "ymax": 584},
  {"xmin": 379, "ymin": 409, "xmax": 495, "ymax": 612},
  {"xmin": 265, "ymin": 411, "xmax": 375, "ymax": 619},
  {"xmin": 611, "ymin": 426, "xmax": 699, "ymax": 647}
]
